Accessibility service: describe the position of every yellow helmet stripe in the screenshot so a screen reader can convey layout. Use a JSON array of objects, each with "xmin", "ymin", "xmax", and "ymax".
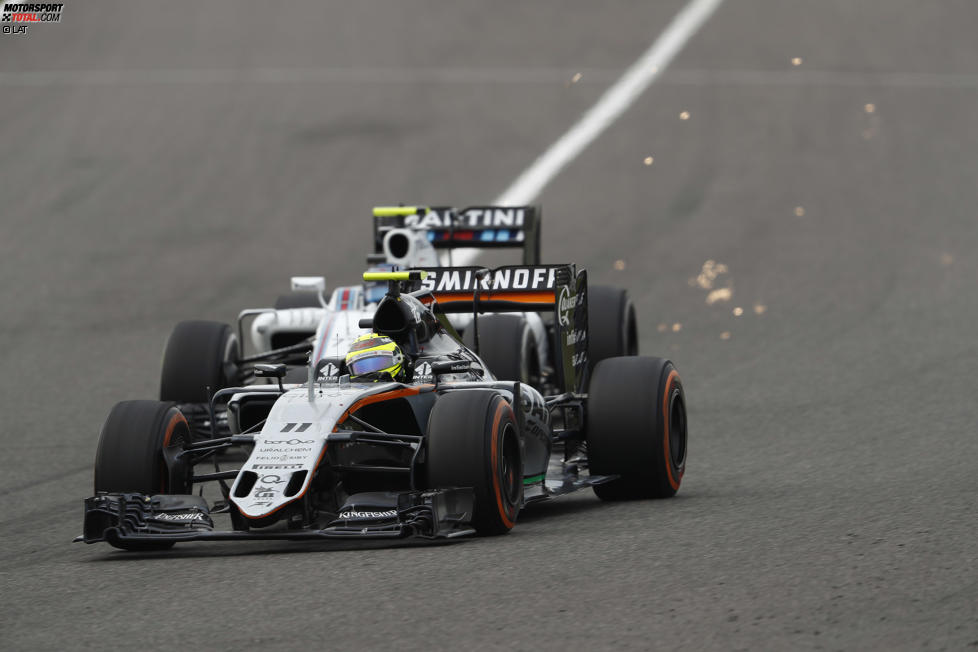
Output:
[{"xmin": 347, "ymin": 342, "xmax": 399, "ymax": 359}]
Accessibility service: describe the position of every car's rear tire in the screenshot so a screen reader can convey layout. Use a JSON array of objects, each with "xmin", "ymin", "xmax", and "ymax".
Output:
[
  {"xmin": 160, "ymin": 320, "xmax": 239, "ymax": 403},
  {"xmin": 587, "ymin": 285, "xmax": 638, "ymax": 372},
  {"xmin": 586, "ymin": 357, "xmax": 687, "ymax": 500},
  {"xmin": 462, "ymin": 314, "xmax": 539, "ymax": 383},
  {"xmin": 426, "ymin": 390, "xmax": 522, "ymax": 535},
  {"xmin": 94, "ymin": 400, "xmax": 192, "ymax": 550},
  {"xmin": 274, "ymin": 292, "xmax": 322, "ymax": 310}
]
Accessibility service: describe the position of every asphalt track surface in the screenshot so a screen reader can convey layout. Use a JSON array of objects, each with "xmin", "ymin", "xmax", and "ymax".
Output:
[{"xmin": 2, "ymin": 1, "xmax": 977, "ymax": 650}]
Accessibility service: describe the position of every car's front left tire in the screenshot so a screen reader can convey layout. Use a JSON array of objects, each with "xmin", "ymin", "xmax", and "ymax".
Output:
[
  {"xmin": 94, "ymin": 400, "xmax": 192, "ymax": 550},
  {"xmin": 160, "ymin": 320, "xmax": 239, "ymax": 403},
  {"xmin": 274, "ymin": 292, "xmax": 322, "ymax": 310}
]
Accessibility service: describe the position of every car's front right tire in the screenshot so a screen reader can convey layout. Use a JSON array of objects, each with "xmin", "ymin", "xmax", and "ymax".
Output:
[{"xmin": 426, "ymin": 390, "xmax": 522, "ymax": 535}]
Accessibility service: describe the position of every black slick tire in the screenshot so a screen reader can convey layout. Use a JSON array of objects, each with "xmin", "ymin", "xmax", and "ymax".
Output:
[
  {"xmin": 93, "ymin": 400, "xmax": 192, "ymax": 550},
  {"xmin": 462, "ymin": 314, "xmax": 538, "ymax": 383},
  {"xmin": 587, "ymin": 285, "xmax": 638, "ymax": 372},
  {"xmin": 160, "ymin": 320, "xmax": 239, "ymax": 403},
  {"xmin": 586, "ymin": 357, "xmax": 687, "ymax": 500},
  {"xmin": 274, "ymin": 292, "xmax": 322, "ymax": 310},
  {"xmin": 426, "ymin": 390, "xmax": 522, "ymax": 535}
]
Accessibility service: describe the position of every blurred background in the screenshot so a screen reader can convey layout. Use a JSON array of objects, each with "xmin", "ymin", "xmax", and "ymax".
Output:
[{"xmin": 1, "ymin": 1, "xmax": 976, "ymax": 649}]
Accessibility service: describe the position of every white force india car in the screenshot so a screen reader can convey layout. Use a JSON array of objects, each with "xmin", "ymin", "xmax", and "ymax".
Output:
[
  {"xmin": 157, "ymin": 206, "xmax": 640, "ymax": 440},
  {"xmin": 79, "ymin": 264, "xmax": 688, "ymax": 550}
]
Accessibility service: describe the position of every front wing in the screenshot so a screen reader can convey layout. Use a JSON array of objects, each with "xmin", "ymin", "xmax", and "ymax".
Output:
[{"xmin": 77, "ymin": 489, "xmax": 476, "ymax": 546}]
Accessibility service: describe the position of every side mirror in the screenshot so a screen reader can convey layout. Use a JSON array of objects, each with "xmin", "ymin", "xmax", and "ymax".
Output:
[
  {"xmin": 290, "ymin": 276, "xmax": 326, "ymax": 293},
  {"xmin": 254, "ymin": 363, "xmax": 287, "ymax": 378},
  {"xmin": 254, "ymin": 363, "xmax": 287, "ymax": 392},
  {"xmin": 431, "ymin": 360, "xmax": 472, "ymax": 388}
]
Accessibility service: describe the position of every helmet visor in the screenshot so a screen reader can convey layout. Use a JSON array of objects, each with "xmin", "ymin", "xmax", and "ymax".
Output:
[{"xmin": 348, "ymin": 351, "xmax": 397, "ymax": 377}]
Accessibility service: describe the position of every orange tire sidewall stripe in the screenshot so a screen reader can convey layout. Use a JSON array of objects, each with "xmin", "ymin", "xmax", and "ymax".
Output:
[
  {"xmin": 160, "ymin": 410, "xmax": 188, "ymax": 493},
  {"xmin": 662, "ymin": 370, "xmax": 682, "ymax": 491},
  {"xmin": 489, "ymin": 400, "xmax": 516, "ymax": 529}
]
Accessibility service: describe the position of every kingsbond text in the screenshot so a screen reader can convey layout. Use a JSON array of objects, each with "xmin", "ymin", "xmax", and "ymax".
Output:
[{"xmin": 340, "ymin": 509, "xmax": 398, "ymax": 520}]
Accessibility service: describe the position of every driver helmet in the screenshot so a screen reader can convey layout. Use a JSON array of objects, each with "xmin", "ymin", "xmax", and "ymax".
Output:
[
  {"xmin": 345, "ymin": 333, "xmax": 405, "ymax": 382},
  {"xmin": 363, "ymin": 264, "xmax": 395, "ymax": 304}
]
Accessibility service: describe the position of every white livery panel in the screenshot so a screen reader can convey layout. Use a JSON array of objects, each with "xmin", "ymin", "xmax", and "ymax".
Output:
[{"xmin": 228, "ymin": 383, "xmax": 401, "ymax": 520}]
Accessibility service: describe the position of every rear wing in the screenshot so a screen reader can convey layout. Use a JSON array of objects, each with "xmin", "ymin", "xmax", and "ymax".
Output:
[
  {"xmin": 413, "ymin": 264, "xmax": 588, "ymax": 393},
  {"xmin": 372, "ymin": 206, "xmax": 542, "ymax": 265}
]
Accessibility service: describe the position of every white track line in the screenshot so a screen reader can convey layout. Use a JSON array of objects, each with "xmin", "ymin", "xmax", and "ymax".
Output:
[{"xmin": 456, "ymin": 0, "xmax": 725, "ymax": 266}]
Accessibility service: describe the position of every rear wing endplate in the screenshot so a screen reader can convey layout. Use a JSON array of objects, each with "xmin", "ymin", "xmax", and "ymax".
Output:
[{"xmin": 372, "ymin": 206, "xmax": 542, "ymax": 265}]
